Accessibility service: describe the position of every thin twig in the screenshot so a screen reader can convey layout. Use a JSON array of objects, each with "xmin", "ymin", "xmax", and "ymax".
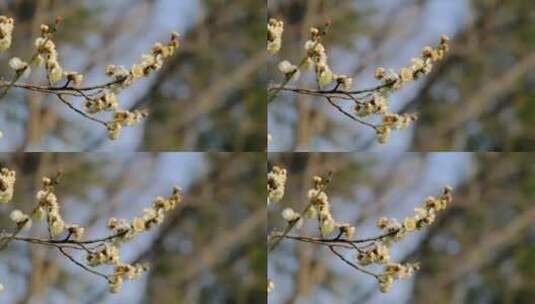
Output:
[
  {"xmin": 268, "ymin": 81, "xmax": 393, "ymax": 96},
  {"xmin": 57, "ymin": 94, "xmax": 107, "ymax": 126},
  {"xmin": 329, "ymin": 246, "xmax": 380, "ymax": 279},
  {"xmin": 273, "ymin": 229, "xmax": 399, "ymax": 246},
  {"xmin": 325, "ymin": 97, "xmax": 378, "ymax": 130},
  {"xmin": 58, "ymin": 247, "xmax": 109, "ymax": 280}
]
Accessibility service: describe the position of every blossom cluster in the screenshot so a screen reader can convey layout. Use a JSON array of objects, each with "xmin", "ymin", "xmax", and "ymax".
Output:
[
  {"xmin": 0, "ymin": 168, "xmax": 16, "ymax": 204},
  {"xmin": 95, "ymin": 186, "xmax": 182, "ymax": 292},
  {"xmin": 275, "ymin": 173, "xmax": 356, "ymax": 239},
  {"xmin": 277, "ymin": 60, "xmax": 300, "ymax": 82},
  {"xmin": 268, "ymin": 170, "xmax": 353, "ymax": 294},
  {"xmin": 375, "ymin": 112, "xmax": 419, "ymax": 144},
  {"xmin": 368, "ymin": 35, "xmax": 450, "ymax": 143},
  {"xmin": 91, "ymin": 32, "xmax": 180, "ymax": 140},
  {"xmin": 372, "ymin": 186, "xmax": 452, "ymax": 244},
  {"xmin": 0, "ymin": 166, "xmax": 183, "ymax": 294},
  {"xmin": 35, "ymin": 24, "xmax": 65, "ymax": 83},
  {"xmin": 378, "ymin": 262, "xmax": 420, "ymax": 292},
  {"xmin": 103, "ymin": 32, "xmax": 180, "ymax": 91},
  {"xmin": 267, "ymin": 18, "xmax": 284, "ymax": 54},
  {"xmin": 267, "ymin": 279, "xmax": 275, "ymax": 293},
  {"xmin": 0, "ymin": 15, "xmax": 18, "ymax": 138},
  {"xmin": 356, "ymin": 186, "xmax": 453, "ymax": 292},
  {"xmin": 8, "ymin": 57, "xmax": 31, "ymax": 78},
  {"xmin": 267, "ymin": 166, "xmax": 287, "ymax": 204},
  {"xmin": 303, "ymin": 27, "xmax": 349, "ymax": 88},
  {"xmin": 105, "ymin": 187, "xmax": 182, "ymax": 246},
  {"xmin": 0, "ymin": 16, "xmax": 14, "ymax": 52},
  {"xmin": 374, "ymin": 35, "xmax": 450, "ymax": 90},
  {"xmin": 308, "ymin": 176, "xmax": 355, "ymax": 237},
  {"xmin": 9, "ymin": 209, "xmax": 32, "ymax": 230},
  {"xmin": 274, "ymin": 24, "xmax": 354, "ymax": 90},
  {"xmin": 35, "ymin": 176, "xmax": 84, "ymax": 237},
  {"xmin": 108, "ymin": 263, "xmax": 149, "ymax": 293}
]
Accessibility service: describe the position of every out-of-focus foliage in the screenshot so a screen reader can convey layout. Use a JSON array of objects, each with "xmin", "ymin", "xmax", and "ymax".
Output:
[
  {"xmin": 143, "ymin": 153, "xmax": 266, "ymax": 303},
  {"xmin": 142, "ymin": 0, "xmax": 266, "ymax": 151},
  {"xmin": 411, "ymin": 153, "xmax": 535, "ymax": 304},
  {"xmin": 414, "ymin": 0, "xmax": 535, "ymax": 151}
]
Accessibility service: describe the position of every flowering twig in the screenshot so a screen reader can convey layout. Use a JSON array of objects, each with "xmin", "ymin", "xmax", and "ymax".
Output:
[
  {"xmin": 0, "ymin": 15, "xmax": 181, "ymax": 141},
  {"xmin": 267, "ymin": 20, "xmax": 332, "ymax": 104},
  {"xmin": 0, "ymin": 16, "xmax": 56, "ymax": 100},
  {"xmin": 267, "ymin": 17, "xmax": 450, "ymax": 144},
  {"xmin": 268, "ymin": 170, "xmax": 333, "ymax": 252},
  {"xmin": 267, "ymin": 165, "xmax": 453, "ymax": 293},
  {"xmin": 0, "ymin": 166, "xmax": 183, "ymax": 293}
]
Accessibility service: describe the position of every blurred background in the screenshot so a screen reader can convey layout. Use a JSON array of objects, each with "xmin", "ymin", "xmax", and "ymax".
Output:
[
  {"xmin": 0, "ymin": 152, "xmax": 266, "ymax": 303},
  {"xmin": 0, "ymin": 0, "xmax": 265, "ymax": 152},
  {"xmin": 268, "ymin": 0, "xmax": 535, "ymax": 151},
  {"xmin": 268, "ymin": 152, "xmax": 535, "ymax": 303}
]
